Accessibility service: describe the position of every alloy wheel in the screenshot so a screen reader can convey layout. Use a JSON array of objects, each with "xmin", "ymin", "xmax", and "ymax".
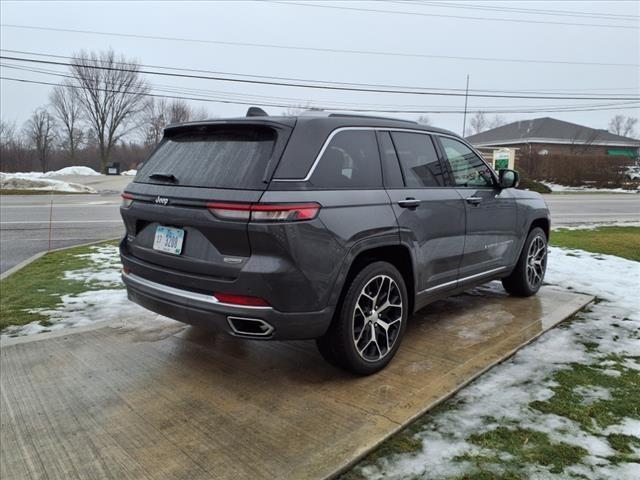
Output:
[
  {"xmin": 526, "ymin": 235, "xmax": 547, "ymax": 289},
  {"xmin": 352, "ymin": 275, "xmax": 403, "ymax": 362}
]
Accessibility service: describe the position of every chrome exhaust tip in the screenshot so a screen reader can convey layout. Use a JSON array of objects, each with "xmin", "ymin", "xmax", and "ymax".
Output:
[{"xmin": 227, "ymin": 317, "xmax": 274, "ymax": 337}]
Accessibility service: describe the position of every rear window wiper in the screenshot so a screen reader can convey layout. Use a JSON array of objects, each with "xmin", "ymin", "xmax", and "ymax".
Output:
[{"xmin": 149, "ymin": 172, "xmax": 178, "ymax": 183}]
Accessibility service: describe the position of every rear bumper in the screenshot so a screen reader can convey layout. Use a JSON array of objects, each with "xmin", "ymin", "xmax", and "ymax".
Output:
[{"xmin": 122, "ymin": 272, "xmax": 333, "ymax": 340}]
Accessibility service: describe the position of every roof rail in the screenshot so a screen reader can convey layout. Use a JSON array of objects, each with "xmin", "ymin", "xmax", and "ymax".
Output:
[{"xmin": 328, "ymin": 113, "xmax": 417, "ymax": 124}]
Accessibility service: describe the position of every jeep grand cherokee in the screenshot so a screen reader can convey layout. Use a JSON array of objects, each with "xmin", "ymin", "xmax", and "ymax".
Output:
[{"xmin": 120, "ymin": 111, "xmax": 550, "ymax": 375}]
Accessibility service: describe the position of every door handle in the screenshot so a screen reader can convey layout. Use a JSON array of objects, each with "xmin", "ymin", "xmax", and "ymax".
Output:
[
  {"xmin": 465, "ymin": 196, "xmax": 483, "ymax": 205},
  {"xmin": 398, "ymin": 198, "xmax": 421, "ymax": 209}
]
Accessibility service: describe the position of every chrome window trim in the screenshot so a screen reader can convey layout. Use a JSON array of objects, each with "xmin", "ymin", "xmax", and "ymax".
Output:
[
  {"xmin": 123, "ymin": 272, "xmax": 273, "ymax": 310},
  {"xmin": 272, "ymin": 126, "xmax": 454, "ymax": 183},
  {"xmin": 434, "ymin": 133, "xmax": 499, "ymax": 186},
  {"xmin": 418, "ymin": 266, "xmax": 508, "ymax": 295}
]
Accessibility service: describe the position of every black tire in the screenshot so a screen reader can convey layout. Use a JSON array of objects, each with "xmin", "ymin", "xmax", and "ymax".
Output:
[
  {"xmin": 502, "ymin": 227, "xmax": 548, "ymax": 297},
  {"xmin": 316, "ymin": 261, "xmax": 408, "ymax": 375}
]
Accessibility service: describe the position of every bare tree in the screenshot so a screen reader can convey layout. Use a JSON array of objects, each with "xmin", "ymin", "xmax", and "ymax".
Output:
[
  {"xmin": 625, "ymin": 117, "xmax": 638, "ymax": 138},
  {"xmin": 24, "ymin": 109, "xmax": 56, "ymax": 172},
  {"xmin": 0, "ymin": 120, "xmax": 17, "ymax": 150},
  {"xmin": 489, "ymin": 115, "xmax": 507, "ymax": 129},
  {"xmin": 143, "ymin": 98, "xmax": 201, "ymax": 146},
  {"xmin": 569, "ymin": 127, "xmax": 601, "ymax": 155},
  {"xmin": 469, "ymin": 111, "xmax": 488, "ymax": 135},
  {"xmin": 609, "ymin": 115, "xmax": 638, "ymax": 138},
  {"xmin": 417, "ymin": 115, "xmax": 431, "ymax": 126},
  {"xmin": 191, "ymin": 105, "xmax": 210, "ymax": 121},
  {"xmin": 49, "ymin": 82, "xmax": 84, "ymax": 162},
  {"xmin": 143, "ymin": 98, "xmax": 168, "ymax": 146},
  {"xmin": 281, "ymin": 103, "xmax": 315, "ymax": 116},
  {"xmin": 168, "ymin": 99, "xmax": 193, "ymax": 123},
  {"xmin": 68, "ymin": 49, "xmax": 149, "ymax": 172}
]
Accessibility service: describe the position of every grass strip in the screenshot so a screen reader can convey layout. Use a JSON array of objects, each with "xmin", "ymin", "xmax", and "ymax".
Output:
[
  {"xmin": 0, "ymin": 240, "xmax": 119, "ymax": 331},
  {"xmin": 550, "ymin": 226, "xmax": 640, "ymax": 262}
]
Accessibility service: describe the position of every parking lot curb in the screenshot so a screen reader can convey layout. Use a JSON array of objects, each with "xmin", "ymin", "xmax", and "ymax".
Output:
[{"xmin": 0, "ymin": 237, "xmax": 121, "ymax": 281}]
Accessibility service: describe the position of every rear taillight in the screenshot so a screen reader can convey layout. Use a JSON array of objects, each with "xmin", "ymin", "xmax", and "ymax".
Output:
[
  {"xmin": 206, "ymin": 202, "xmax": 321, "ymax": 222},
  {"xmin": 121, "ymin": 193, "xmax": 134, "ymax": 208},
  {"xmin": 250, "ymin": 203, "xmax": 320, "ymax": 222},
  {"xmin": 214, "ymin": 293, "xmax": 270, "ymax": 307},
  {"xmin": 206, "ymin": 202, "xmax": 252, "ymax": 221}
]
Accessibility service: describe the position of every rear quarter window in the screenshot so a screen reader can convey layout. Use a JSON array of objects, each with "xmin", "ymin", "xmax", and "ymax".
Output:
[
  {"xmin": 135, "ymin": 127, "xmax": 277, "ymax": 190},
  {"xmin": 309, "ymin": 130, "xmax": 382, "ymax": 189}
]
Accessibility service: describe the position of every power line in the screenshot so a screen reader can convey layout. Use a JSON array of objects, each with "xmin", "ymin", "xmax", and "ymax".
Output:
[
  {"xmin": 2, "ymin": 75, "xmax": 638, "ymax": 115},
  {"xmin": 1, "ymin": 24, "xmax": 638, "ymax": 68},
  {"xmin": 396, "ymin": 1, "xmax": 640, "ymax": 21},
  {"xmin": 274, "ymin": 1, "xmax": 639, "ymax": 29},
  {"xmin": 3, "ymin": 54, "xmax": 639, "ymax": 102},
  {"xmin": 5, "ymin": 61, "xmax": 635, "ymax": 113},
  {"xmin": 3, "ymin": 48, "xmax": 638, "ymax": 97}
]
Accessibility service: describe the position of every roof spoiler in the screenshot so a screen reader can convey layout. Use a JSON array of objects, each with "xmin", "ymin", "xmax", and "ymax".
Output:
[{"xmin": 246, "ymin": 107, "xmax": 269, "ymax": 117}]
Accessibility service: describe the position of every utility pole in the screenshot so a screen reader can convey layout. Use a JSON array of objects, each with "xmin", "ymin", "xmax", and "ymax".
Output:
[{"xmin": 462, "ymin": 74, "xmax": 469, "ymax": 137}]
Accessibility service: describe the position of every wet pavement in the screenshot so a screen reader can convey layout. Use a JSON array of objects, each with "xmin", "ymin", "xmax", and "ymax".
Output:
[{"xmin": 0, "ymin": 286, "xmax": 592, "ymax": 480}]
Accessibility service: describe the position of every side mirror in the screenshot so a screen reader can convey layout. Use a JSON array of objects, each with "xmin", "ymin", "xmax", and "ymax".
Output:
[{"xmin": 499, "ymin": 169, "xmax": 519, "ymax": 189}]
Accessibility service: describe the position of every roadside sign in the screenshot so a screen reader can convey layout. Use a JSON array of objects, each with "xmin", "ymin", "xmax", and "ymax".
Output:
[{"xmin": 493, "ymin": 148, "xmax": 515, "ymax": 170}]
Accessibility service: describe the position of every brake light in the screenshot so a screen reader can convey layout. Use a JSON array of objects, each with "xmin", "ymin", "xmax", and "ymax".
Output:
[
  {"xmin": 250, "ymin": 203, "xmax": 321, "ymax": 222},
  {"xmin": 206, "ymin": 202, "xmax": 321, "ymax": 222},
  {"xmin": 214, "ymin": 293, "xmax": 270, "ymax": 307},
  {"xmin": 121, "ymin": 193, "xmax": 134, "ymax": 208},
  {"xmin": 206, "ymin": 202, "xmax": 252, "ymax": 220}
]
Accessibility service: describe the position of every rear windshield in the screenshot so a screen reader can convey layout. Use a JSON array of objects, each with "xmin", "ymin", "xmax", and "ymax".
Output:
[{"xmin": 135, "ymin": 127, "xmax": 277, "ymax": 189}]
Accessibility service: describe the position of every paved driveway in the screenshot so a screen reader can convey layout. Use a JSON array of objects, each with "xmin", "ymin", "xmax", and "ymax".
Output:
[{"xmin": 0, "ymin": 286, "xmax": 591, "ymax": 480}]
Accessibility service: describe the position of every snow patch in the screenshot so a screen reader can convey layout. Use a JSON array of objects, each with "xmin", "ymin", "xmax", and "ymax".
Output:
[
  {"xmin": 357, "ymin": 247, "xmax": 640, "ymax": 479},
  {"xmin": 552, "ymin": 221, "xmax": 640, "ymax": 231},
  {"xmin": 541, "ymin": 181, "xmax": 638, "ymax": 194},
  {"xmin": 44, "ymin": 166, "xmax": 101, "ymax": 176},
  {"xmin": 121, "ymin": 169, "xmax": 137, "ymax": 176},
  {"xmin": 0, "ymin": 173, "xmax": 97, "ymax": 193},
  {"xmin": 1, "ymin": 244, "xmax": 146, "ymax": 337},
  {"xmin": 573, "ymin": 385, "xmax": 612, "ymax": 405}
]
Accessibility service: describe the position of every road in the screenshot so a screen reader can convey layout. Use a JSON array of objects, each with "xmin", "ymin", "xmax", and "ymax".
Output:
[
  {"xmin": 543, "ymin": 193, "xmax": 640, "ymax": 226},
  {"xmin": 0, "ymin": 193, "xmax": 124, "ymax": 273},
  {"xmin": 1, "ymin": 192, "xmax": 639, "ymax": 274}
]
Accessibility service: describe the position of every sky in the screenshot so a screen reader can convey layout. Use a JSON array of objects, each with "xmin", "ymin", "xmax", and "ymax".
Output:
[{"xmin": 1, "ymin": 0, "xmax": 639, "ymax": 136}]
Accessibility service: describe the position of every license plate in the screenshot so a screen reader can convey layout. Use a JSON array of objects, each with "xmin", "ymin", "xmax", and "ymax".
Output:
[{"xmin": 153, "ymin": 226, "xmax": 185, "ymax": 255}]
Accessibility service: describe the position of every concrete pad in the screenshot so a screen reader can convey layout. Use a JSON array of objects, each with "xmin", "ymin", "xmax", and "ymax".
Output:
[{"xmin": 0, "ymin": 286, "xmax": 592, "ymax": 480}]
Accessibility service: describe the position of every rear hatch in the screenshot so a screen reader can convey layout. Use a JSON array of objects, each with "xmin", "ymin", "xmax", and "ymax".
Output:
[{"xmin": 120, "ymin": 119, "xmax": 294, "ymax": 283}]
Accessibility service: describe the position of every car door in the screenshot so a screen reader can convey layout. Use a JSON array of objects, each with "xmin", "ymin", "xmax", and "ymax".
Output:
[
  {"xmin": 436, "ymin": 135, "xmax": 519, "ymax": 281},
  {"xmin": 378, "ymin": 130, "xmax": 466, "ymax": 301}
]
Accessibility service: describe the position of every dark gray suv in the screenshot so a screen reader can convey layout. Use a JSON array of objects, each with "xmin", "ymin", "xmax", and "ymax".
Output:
[{"xmin": 120, "ymin": 112, "xmax": 550, "ymax": 375}]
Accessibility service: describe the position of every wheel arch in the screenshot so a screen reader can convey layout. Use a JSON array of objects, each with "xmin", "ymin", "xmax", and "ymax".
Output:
[
  {"xmin": 328, "ymin": 240, "xmax": 416, "ymax": 314},
  {"xmin": 529, "ymin": 216, "xmax": 550, "ymax": 239}
]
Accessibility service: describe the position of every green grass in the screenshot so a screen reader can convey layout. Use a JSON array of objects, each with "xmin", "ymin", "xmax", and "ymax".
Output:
[
  {"xmin": 0, "ymin": 189, "xmax": 90, "ymax": 195},
  {"xmin": 339, "ymin": 402, "xmax": 457, "ymax": 480},
  {"xmin": 462, "ymin": 427, "xmax": 589, "ymax": 475},
  {"xmin": 530, "ymin": 356, "xmax": 640, "ymax": 433},
  {"xmin": 550, "ymin": 226, "xmax": 640, "ymax": 262},
  {"xmin": 0, "ymin": 240, "xmax": 119, "ymax": 332}
]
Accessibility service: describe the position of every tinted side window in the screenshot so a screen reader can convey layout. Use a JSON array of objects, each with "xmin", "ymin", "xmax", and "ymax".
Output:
[
  {"xmin": 390, "ymin": 132, "xmax": 444, "ymax": 187},
  {"xmin": 310, "ymin": 130, "xmax": 382, "ymax": 188},
  {"xmin": 439, "ymin": 137, "xmax": 494, "ymax": 188}
]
